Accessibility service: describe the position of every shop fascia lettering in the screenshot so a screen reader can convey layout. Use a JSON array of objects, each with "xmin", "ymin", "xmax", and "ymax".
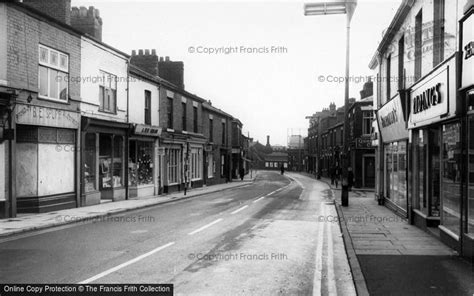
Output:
[
  {"xmin": 380, "ymin": 108, "xmax": 398, "ymax": 128},
  {"xmin": 412, "ymin": 83, "xmax": 442, "ymax": 114}
]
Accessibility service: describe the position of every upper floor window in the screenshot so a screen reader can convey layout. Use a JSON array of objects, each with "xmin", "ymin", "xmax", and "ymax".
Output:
[
  {"xmin": 433, "ymin": 0, "xmax": 445, "ymax": 67},
  {"xmin": 38, "ymin": 45, "xmax": 69, "ymax": 102},
  {"xmin": 182, "ymin": 102, "xmax": 187, "ymax": 131},
  {"xmin": 193, "ymin": 106, "xmax": 198, "ymax": 133},
  {"xmin": 209, "ymin": 118, "xmax": 214, "ymax": 142},
  {"xmin": 144, "ymin": 90, "xmax": 151, "ymax": 125},
  {"xmin": 398, "ymin": 35, "xmax": 405, "ymax": 90},
  {"xmin": 386, "ymin": 54, "xmax": 391, "ymax": 101},
  {"xmin": 222, "ymin": 122, "xmax": 226, "ymax": 145},
  {"xmin": 99, "ymin": 71, "xmax": 117, "ymax": 113},
  {"xmin": 362, "ymin": 111, "xmax": 374, "ymax": 135},
  {"xmin": 167, "ymin": 97, "xmax": 174, "ymax": 129},
  {"xmin": 415, "ymin": 9, "xmax": 423, "ymax": 81}
]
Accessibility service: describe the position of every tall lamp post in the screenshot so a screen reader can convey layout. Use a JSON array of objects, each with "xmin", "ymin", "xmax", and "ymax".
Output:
[{"xmin": 304, "ymin": 0, "xmax": 357, "ymax": 206}]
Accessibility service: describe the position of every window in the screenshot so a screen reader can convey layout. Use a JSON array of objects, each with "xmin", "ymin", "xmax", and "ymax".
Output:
[
  {"xmin": 415, "ymin": 10, "xmax": 423, "ymax": 81},
  {"xmin": 84, "ymin": 133, "xmax": 96, "ymax": 192},
  {"xmin": 182, "ymin": 102, "xmax": 187, "ymax": 131},
  {"xmin": 209, "ymin": 118, "xmax": 214, "ymax": 142},
  {"xmin": 433, "ymin": 0, "xmax": 445, "ymax": 67},
  {"xmin": 208, "ymin": 154, "xmax": 215, "ymax": 178},
  {"xmin": 144, "ymin": 90, "xmax": 151, "ymax": 125},
  {"xmin": 190, "ymin": 147, "xmax": 202, "ymax": 180},
  {"xmin": 222, "ymin": 122, "xmax": 226, "ymax": 145},
  {"xmin": 362, "ymin": 111, "xmax": 374, "ymax": 135},
  {"xmin": 221, "ymin": 154, "xmax": 225, "ymax": 176},
  {"xmin": 99, "ymin": 71, "xmax": 117, "ymax": 113},
  {"xmin": 386, "ymin": 54, "xmax": 391, "ymax": 100},
  {"xmin": 398, "ymin": 35, "xmax": 405, "ymax": 90},
  {"xmin": 38, "ymin": 45, "xmax": 68, "ymax": 101},
  {"xmin": 167, "ymin": 97, "xmax": 173, "ymax": 129},
  {"xmin": 193, "ymin": 106, "xmax": 198, "ymax": 133},
  {"xmin": 167, "ymin": 148, "xmax": 180, "ymax": 184}
]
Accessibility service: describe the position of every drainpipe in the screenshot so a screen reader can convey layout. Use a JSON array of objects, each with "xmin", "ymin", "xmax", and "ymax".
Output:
[{"xmin": 125, "ymin": 58, "xmax": 130, "ymax": 200}]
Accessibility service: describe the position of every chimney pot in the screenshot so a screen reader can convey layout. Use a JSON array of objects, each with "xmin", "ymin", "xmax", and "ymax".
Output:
[
  {"xmin": 152, "ymin": 49, "xmax": 156, "ymax": 55},
  {"xmin": 132, "ymin": 50, "xmax": 136, "ymax": 56},
  {"xmin": 165, "ymin": 56, "xmax": 170, "ymax": 61},
  {"xmin": 145, "ymin": 49, "xmax": 150, "ymax": 55},
  {"xmin": 138, "ymin": 49, "xmax": 144, "ymax": 55}
]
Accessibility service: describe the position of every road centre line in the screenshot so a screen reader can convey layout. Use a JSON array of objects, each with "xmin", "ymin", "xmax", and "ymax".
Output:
[
  {"xmin": 253, "ymin": 196, "xmax": 265, "ymax": 203},
  {"xmin": 231, "ymin": 205, "xmax": 249, "ymax": 215},
  {"xmin": 78, "ymin": 241, "xmax": 175, "ymax": 284},
  {"xmin": 188, "ymin": 218, "xmax": 223, "ymax": 235}
]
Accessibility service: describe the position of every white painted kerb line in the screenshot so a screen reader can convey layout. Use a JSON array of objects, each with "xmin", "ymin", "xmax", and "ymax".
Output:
[
  {"xmin": 188, "ymin": 218, "xmax": 223, "ymax": 235},
  {"xmin": 253, "ymin": 196, "xmax": 265, "ymax": 203},
  {"xmin": 78, "ymin": 241, "xmax": 175, "ymax": 284},
  {"xmin": 231, "ymin": 205, "xmax": 249, "ymax": 215}
]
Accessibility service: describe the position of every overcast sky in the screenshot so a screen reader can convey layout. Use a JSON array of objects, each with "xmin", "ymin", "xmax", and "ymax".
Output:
[{"xmin": 74, "ymin": 0, "xmax": 401, "ymax": 146}]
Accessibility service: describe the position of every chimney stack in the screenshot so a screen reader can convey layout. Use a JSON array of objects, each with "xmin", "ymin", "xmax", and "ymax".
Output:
[
  {"xmin": 71, "ymin": 6, "xmax": 103, "ymax": 41},
  {"xmin": 158, "ymin": 57, "xmax": 184, "ymax": 89},
  {"xmin": 266, "ymin": 135, "xmax": 270, "ymax": 146},
  {"xmin": 23, "ymin": 0, "xmax": 71, "ymax": 24},
  {"xmin": 130, "ymin": 49, "xmax": 159, "ymax": 76}
]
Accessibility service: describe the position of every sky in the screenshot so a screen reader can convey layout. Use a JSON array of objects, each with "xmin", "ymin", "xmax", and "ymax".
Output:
[{"xmin": 74, "ymin": 0, "xmax": 402, "ymax": 146}]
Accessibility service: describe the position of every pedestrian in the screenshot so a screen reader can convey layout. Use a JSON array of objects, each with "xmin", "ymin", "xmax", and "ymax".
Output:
[
  {"xmin": 280, "ymin": 164, "xmax": 285, "ymax": 175},
  {"xmin": 348, "ymin": 166, "xmax": 354, "ymax": 191},
  {"xmin": 239, "ymin": 168, "xmax": 245, "ymax": 181},
  {"xmin": 334, "ymin": 166, "xmax": 341, "ymax": 188},
  {"xmin": 330, "ymin": 166, "xmax": 335, "ymax": 185}
]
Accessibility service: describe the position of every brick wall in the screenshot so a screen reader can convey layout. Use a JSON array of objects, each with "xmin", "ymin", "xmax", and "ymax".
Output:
[
  {"xmin": 22, "ymin": 0, "xmax": 71, "ymax": 25},
  {"xmin": 7, "ymin": 5, "xmax": 80, "ymax": 110}
]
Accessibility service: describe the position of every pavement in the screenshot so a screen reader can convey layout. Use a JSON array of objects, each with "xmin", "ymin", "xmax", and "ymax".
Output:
[
  {"xmin": 308, "ymin": 173, "xmax": 474, "ymax": 296},
  {"xmin": 0, "ymin": 170, "xmax": 357, "ymax": 295},
  {"xmin": 0, "ymin": 171, "xmax": 257, "ymax": 238}
]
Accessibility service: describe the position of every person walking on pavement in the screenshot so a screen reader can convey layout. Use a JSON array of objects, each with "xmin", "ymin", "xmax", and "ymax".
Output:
[
  {"xmin": 330, "ymin": 166, "xmax": 335, "ymax": 185},
  {"xmin": 347, "ymin": 166, "xmax": 354, "ymax": 191},
  {"xmin": 239, "ymin": 168, "xmax": 245, "ymax": 181},
  {"xmin": 280, "ymin": 164, "xmax": 285, "ymax": 175},
  {"xmin": 334, "ymin": 166, "xmax": 341, "ymax": 188}
]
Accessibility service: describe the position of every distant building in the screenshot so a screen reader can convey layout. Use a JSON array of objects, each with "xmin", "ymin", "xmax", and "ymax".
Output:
[{"xmin": 264, "ymin": 152, "xmax": 288, "ymax": 170}]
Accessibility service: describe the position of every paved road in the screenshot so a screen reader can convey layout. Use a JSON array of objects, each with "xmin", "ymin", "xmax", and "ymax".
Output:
[{"xmin": 0, "ymin": 171, "xmax": 355, "ymax": 295}]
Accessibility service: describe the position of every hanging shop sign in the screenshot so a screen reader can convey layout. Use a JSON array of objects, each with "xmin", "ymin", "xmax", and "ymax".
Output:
[
  {"xmin": 134, "ymin": 124, "xmax": 162, "ymax": 137},
  {"xmin": 377, "ymin": 94, "xmax": 407, "ymax": 143},
  {"xmin": 462, "ymin": 12, "xmax": 474, "ymax": 89},
  {"xmin": 15, "ymin": 104, "xmax": 80, "ymax": 129},
  {"xmin": 408, "ymin": 65, "xmax": 449, "ymax": 129}
]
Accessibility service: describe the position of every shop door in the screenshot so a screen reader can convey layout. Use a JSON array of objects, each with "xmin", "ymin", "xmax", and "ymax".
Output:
[
  {"xmin": 428, "ymin": 128, "xmax": 441, "ymax": 217},
  {"xmin": 363, "ymin": 156, "xmax": 376, "ymax": 188}
]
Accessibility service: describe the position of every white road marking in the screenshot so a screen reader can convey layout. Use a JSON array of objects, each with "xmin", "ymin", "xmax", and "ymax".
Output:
[
  {"xmin": 253, "ymin": 196, "xmax": 265, "ymax": 203},
  {"xmin": 313, "ymin": 206, "xmax": 325, "ymax": 296},
  {"xmin": 188, "ymin": 218, "xmax": 223, "ymax": 235},
  {"xmin": 78, "ymin": 241, "xmax": 175, "ymax": 284},
  {"xmin": 231, "ymin": 205, "xmax": 249, "ymax": 215},
  {"xmin": 326, "ymin": 207, "xmax": 337, "ymax": 296}
]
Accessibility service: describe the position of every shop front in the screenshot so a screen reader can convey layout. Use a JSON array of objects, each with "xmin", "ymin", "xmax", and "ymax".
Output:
[
  {"xmin": 81, "ymin": 117, "xmax": 130, "ymax": 206},
  {"xmin": 408, "ymin": 54, "xmax": 460, "ymax": 249},
  {"xmin": 460, "ymin": 3, "xmax": 474, "ymax": 260},
  {"xmin": 14, "ymin": 103, "xmax": 80, "ymax": 213},
  {"xmin": 351, "ymin": 137, "xmax": 375, "ymax": 188},
  {"xmin": 129, "ymin": 124, "xmax": 162, "ymax": 198},
  {"xmin": 376, "ymin": 93, "xmax": 409, "ymax": 216}
]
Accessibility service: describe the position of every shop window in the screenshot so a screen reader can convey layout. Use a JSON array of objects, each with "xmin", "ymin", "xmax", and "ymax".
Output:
[
  {"xmin": 429, "ymin": 128, "xmax": 441, "ymax": 217},
  {"xmin": 415, "ymin": 130, "xmax": 428, "ymax": 213},
  {"xmin": 129, "ymin": 140, "xmax": 154, "ymax": 186},
  {"xmin": 441, "ymin": 122, "xmax": 461, "ymax": 235},
  {"xmin": 113, "ymin": 136, "xmax": 124, "ymax": 187},
  {"xmin": 38, "ymin": 45, "xmax": 68, "ymax": 102},
  {"xmin": 190, "ymin": 148, "xmax": 202, "ymax": 180},
  {"xmin": 99, "ymin": 71, "xmax": 117, "ymax": 113},
  {"xmin": 84, "ymin": 133, "xmax": 96, "ymax": 192},
  {"xmin": 167, "ymin": 148, "xmax": 180, "ymax": 184},
  {"xmin": 99, "ymin": 135, "xmax": 113, "ymax": 189},
  {"xmin": 208, "ymin": 154, "xmax": 214, "ymax": 178},
  {"xmin": 468, "ymin": 117, "xmax": 474, "ymax": 233}
]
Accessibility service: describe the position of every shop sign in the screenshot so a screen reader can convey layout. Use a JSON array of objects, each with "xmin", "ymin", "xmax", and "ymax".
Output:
[
  {"xmin": 15, "ymin": 104, "xmax": 80, "ymax": 129},
  {"xmin": 377, "ymin": 94, "xmax": 407, "ymax": 143},
  {"xmin": 355, "ymin": 137, "xmax": 373, "ymax": 149},
  {"xmin": 462, "ymin": 13, "xmax": 474, "ymax": 89},
  {"xmin": 134, "ymin": 124, "xmax": 162, "ymax": 137},
  {"xmin": 408, "ymin": 66, "xmax": 449, "ymax": 129}
]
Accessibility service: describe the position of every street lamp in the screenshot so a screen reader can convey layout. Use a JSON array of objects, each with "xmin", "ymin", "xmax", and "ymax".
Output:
[{"xmin": 304, "ymin": 0, "xmax": 357, "ymax": 206}]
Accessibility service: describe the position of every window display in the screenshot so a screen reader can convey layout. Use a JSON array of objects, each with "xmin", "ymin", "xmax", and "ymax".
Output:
[
  {"xmin": 468, "ymin": 117, "xmax": 474, "ymax": 233},
  {"xmin": 113, "ymin": 136, "xmax": 124, "ymax": 187},
  {"xmin": 384, "ymin": 141, "xmax": 407, "ymax": 211},
  {"xmin": 129, "ymin": 140, "xmax": 154, "ymax": 186},
  {"xmin": 99, "ymin": 135, "xmax": 113, "ymax": 189},
  {"xmin": 441, "ymin": 122, "xmax": 462, "ymax": 235},
  {"xmin": 84, "ymin": 133, "xmax": 96, "ymax": 192}
]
